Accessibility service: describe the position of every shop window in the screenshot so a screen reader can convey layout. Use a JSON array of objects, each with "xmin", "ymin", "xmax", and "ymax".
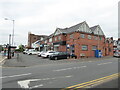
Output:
[
  {"xmin": 81, "ymin": 34, "xmax": 85, "ymax": 38},
  {"xmin": 82, "ymin": 45, "xmax": 88, "ymax": 51}
]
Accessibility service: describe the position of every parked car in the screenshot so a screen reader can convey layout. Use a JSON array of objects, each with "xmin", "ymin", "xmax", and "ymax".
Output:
[
  {"xmin": 37, "ymin": 51, "xmax": 45, "ymax": 57},
  {"xmin": 41, "ymin": 51, "xmax": 56, "ymax": 58},
  {"xmin": 49, "ymin": 52, "xmax": 70, "ymax": 60},
  {"xmin": 27, "ymin": 50, "xmax": 40, "ymax": 55},
  {"xmin": 113, "ymin": 52, "xmax": 120, "ymax": 58},
  {"xmin": 70, "ymin": 54, "xmax": 77, "ymax": 59},
  {"xmin": 23, "ymin": 49, "xmax": 29, "ymax": 54}
]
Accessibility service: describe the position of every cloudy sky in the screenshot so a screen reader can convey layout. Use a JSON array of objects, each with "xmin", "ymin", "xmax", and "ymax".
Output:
[{"xmin": 0, "ymin": 0, "xmax": 118, "ymax": 46}]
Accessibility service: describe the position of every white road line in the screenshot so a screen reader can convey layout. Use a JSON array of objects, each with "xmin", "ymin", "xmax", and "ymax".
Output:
[
  {"xmin": 97, "ymin": 62, "xmax": 112, "ymax": 65},
  {"xmin": 18, "ymin": 75, "xmax": 72, "ymax": 89},
  {"xmin": 88, "ymin": 61, "xmax": 92, "ymax": 62},
  {"xmin": 29, "ymin": 84, "xmax": 43, "ymax": 89},
  {"xmin": 0, "ymin": 73, "xmax": 31, "ymax": 79},
  {"xmin": 53, "ymin": 66, "xmax": 87, "ymax": 72}
]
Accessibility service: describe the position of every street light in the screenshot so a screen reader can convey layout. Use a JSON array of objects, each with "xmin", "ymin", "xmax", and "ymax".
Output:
[{"xmin": 4, "ymin": 18, "xmax": 15, "ymax": 46}]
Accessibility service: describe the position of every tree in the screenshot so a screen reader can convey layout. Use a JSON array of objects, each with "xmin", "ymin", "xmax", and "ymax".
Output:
[{"xmin": 18, "ymin": 44, "xmax": 25, "ymax": 52}]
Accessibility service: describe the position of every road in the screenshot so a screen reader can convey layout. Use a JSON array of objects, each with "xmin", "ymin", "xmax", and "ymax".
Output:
[{"xmin": 1, "ymin": 54, "xmax": 119, "ymax": 89}]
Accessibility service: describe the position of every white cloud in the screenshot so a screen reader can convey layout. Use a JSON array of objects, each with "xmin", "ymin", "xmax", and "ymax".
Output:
[{"xmin": 0, "ymin": 0, "xmax": 119, "ymax": 45}]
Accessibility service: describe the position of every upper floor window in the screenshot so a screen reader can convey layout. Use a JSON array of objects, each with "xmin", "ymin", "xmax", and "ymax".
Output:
[
  {"xmin": 81, "ymin": 34, "xmax": 85, "ymax": 38},
  {"xmin": 92, "ymin": 45, "xmax": 97, "ymax": 50},
  {"xmin": 55, "ymin": 37, "xmax": 57, "ymax": 41},
  {"xmin": 99, "ymin": 37, "xmax": 102, "ymax": 40},
  {"xmin": 58, "ymin": 36, "xmax": 61, "ymax": 40},
  {"xmin": 70, "ymin": 34, "xmax": 73, "ymax": 38},
  {"xmin": 45, "ymin": 40, "xmax": 47, "ymax": 43},
  {"xmin": 41, "ymin": 37, "xmax": 43, "ymax": 40},
  {"xmin": 49, "ymin": 38, "xmax": 52, "ymax": 42},
  {"xmin": 82, "ymin": 45, "xmax": 88, "ymax": 51},
  {"xmin": 88, "ymin": 35, "xmax": 91, "ymax": 39},
  {"xmin": 94, "ymin": 36, "xmax": 98, "ymax": 40}
]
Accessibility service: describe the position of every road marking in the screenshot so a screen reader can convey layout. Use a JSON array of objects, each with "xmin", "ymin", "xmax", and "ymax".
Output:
[
  {"xmin": 29, "ymin": 84, "xmax": 43, "ymax": 89},
  {"xmin": 0, "ymin": 73, "xmax": 31, "ymax": 79},
  {"xmin": 97, "ymin": 62, "xmax": 112, "ymax": 65},
  {"xmin": 18, "ymin": 75, "xmax": 72, "ymax": 89},
  {"xmin": 64, "ymin": 73, "xmax": 120, "ymax": 89},
  {"xmin": 53, "ymin": 66, "xmax": 86, "ymax": 72},
  {"xmin": 88, "ymin": 61, "xmax": 92, "ymax": 62}
]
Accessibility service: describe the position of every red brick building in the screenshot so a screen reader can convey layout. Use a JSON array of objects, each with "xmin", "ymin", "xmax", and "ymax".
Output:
[
  {"xmin": 40, "ymin": 21, "xmax": 113, "ymax": 58},
  {"xmin": 27, "ymin": 32, "xmax": 48, "ymax": 48}
]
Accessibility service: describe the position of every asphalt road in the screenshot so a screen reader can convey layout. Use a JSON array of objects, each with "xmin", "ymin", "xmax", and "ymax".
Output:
[{"xmin": 1, "ymin": 54, "xmax": 119, "ymax": 89}]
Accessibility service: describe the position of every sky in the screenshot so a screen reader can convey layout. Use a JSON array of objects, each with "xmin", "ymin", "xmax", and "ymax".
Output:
[{"xmin": 0, "ymin": 0, "xmax": 118, "ymax": 46}]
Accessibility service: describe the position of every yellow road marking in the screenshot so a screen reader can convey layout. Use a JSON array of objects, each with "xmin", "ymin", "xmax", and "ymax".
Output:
[
  {"xmin": 76, "ymin": 74, "xmax": 118, "ymax": 88},
  {"xmin": 64, "ymin": 73, "xmax": 120, "ymax": 89}
]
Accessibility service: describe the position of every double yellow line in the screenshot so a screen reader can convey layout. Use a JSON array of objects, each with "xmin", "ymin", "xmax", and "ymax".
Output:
[{"xmin": 63, "ymin": 73, "xmax": 120, "ymax": 89}]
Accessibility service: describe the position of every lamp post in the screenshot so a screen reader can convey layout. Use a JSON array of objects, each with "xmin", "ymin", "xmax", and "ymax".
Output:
[{"xmin": 5, "ymin": 18, "xmax": 15, "ymax": 46}]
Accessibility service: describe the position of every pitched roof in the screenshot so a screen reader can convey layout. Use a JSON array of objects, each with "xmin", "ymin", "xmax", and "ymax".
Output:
[
  {"xmin": 90, "ymin": 25, "xmax": 98, "ymax": 32},
  {"xmin": 58, "ymin": 21, "xmax": 85, "ymax": 34}
]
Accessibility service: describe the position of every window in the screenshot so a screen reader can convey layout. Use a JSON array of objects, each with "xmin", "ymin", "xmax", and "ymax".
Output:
[
  {"xmin": 70, "ymin": 34, "xmax": 73, "ymax": 38},
  {"xmin": 94, "ymin": 36, "xmax": 98, "ymax": 40},
  {"xmin": 58, "ymin": 36, "xmax": 61, "ymax": 40},
  {"xmin": 41, "ymin": 37, "xmax": 43, "ymax": 40},
  {"xmin": 109, "ymin": 48, "xmax": 111, "ymax": 52},
  {"xmin": 82, "ymin": 45, "xmax": 88, "ymax": 51},
  {"xmin": 92, "ymin": 45, "xmax": 97, "ymax": 50},
  {"xmin": 99, "ymin": 37, "xmax": 102, "ymax": 40},
  {"xmin": 88, "ymin": 35, "xmax": 91, "ymax": 39},
  {"xmin": 55, "ymin": 37, "xmax": 57, "ymax": 41},
  {"xmin": 45, "ymin": 40, "xmax": 47, "ymax": 43},
  {"xmin": 34, "ymin": 37, "xmax": 36, "ymax": 39},
  {"xmin": 49, "ymin": 38, "xmax": 52, "ymax": 42},
  {"xmin": 81, "ymin": 34, "xmax": 85, "ymax": 38}
]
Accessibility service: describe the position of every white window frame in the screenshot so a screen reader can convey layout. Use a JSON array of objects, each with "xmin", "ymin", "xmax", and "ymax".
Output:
[
  {"xmin": 70, "ymin": 34, "xmax": 73, "ymax": 38},
  {"xmin": 92, "ymin": 45, "xmax": 97, "ymax": 50},
  {"xmin": 49, "ymin": 38, "xmax": 52, "ymax": 42},
  {"xmin": 58, "ymin": 36, "xmax": 61, "ymax": 40},
  {"xmin": 82, "ymin": 45, "xmax": 88, "ymax": 51},
  {"xmin": 81, "ymin": 34, "xmax": 85, "ymax": 38},
  {"xmin": 88, "ymin": 35, "xmax": 91, "ymax": 39}
]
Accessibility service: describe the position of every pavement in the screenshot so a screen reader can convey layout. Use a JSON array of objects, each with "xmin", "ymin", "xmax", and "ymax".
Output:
[
  {"xmin": 0, "ymin": 55, "xmax": 7, "ymax": 65},
  {"xmin": 2, "ymin": 53, "xmax": 115, "ymax": 67}
]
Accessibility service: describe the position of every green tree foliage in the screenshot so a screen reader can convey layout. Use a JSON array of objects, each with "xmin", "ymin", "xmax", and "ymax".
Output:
[{"xmin": 18, "ymin": 44, "xmax": 25, "ymax": 52}]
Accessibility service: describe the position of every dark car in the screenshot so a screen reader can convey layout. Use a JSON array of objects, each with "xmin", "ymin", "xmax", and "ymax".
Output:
[
  {"xmin": 70, "ymin": 54, "xmax": 77, "ymax": 59},
  {"xmin": 49, "ymin": 52, "xmax": 70, "ymax": 60}
]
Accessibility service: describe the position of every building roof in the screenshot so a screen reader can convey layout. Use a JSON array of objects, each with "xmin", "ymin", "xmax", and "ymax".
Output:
[
  {"xmin": 59, "ymin": 21, "xmax": 85, "ymax": 34},
  {"xmin": 90, "ymin": 25, "xmax": 105, "ymax": 36},
  {"xmin": 90, "ymin": 25, "xmax": 98, "ymax": 32}
]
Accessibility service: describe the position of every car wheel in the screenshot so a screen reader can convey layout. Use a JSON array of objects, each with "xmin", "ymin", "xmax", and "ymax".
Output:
[
  {"xmin": 47, "ymin": 55, "xmax": 49, "ymax": 58},
  {"xmin": 67, "ymin": 56, "xmax": 70, "ymax": 59},
  {"xmin": 54, "ymin": 57, "xmax": 58, "ymax": 60},
  {"xmin": 29, "ymin": 53, "xmax": 32, "ymax": 55}
]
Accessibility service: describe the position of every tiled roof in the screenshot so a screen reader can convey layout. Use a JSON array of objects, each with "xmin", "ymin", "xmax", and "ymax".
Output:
[
  {"xmin": 59, "ymin": 21, "xmax": 85, "ymax": 34},
  {"xmin": 90, "ymin": 25, "xmax": 98, "ymax": 32}
]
